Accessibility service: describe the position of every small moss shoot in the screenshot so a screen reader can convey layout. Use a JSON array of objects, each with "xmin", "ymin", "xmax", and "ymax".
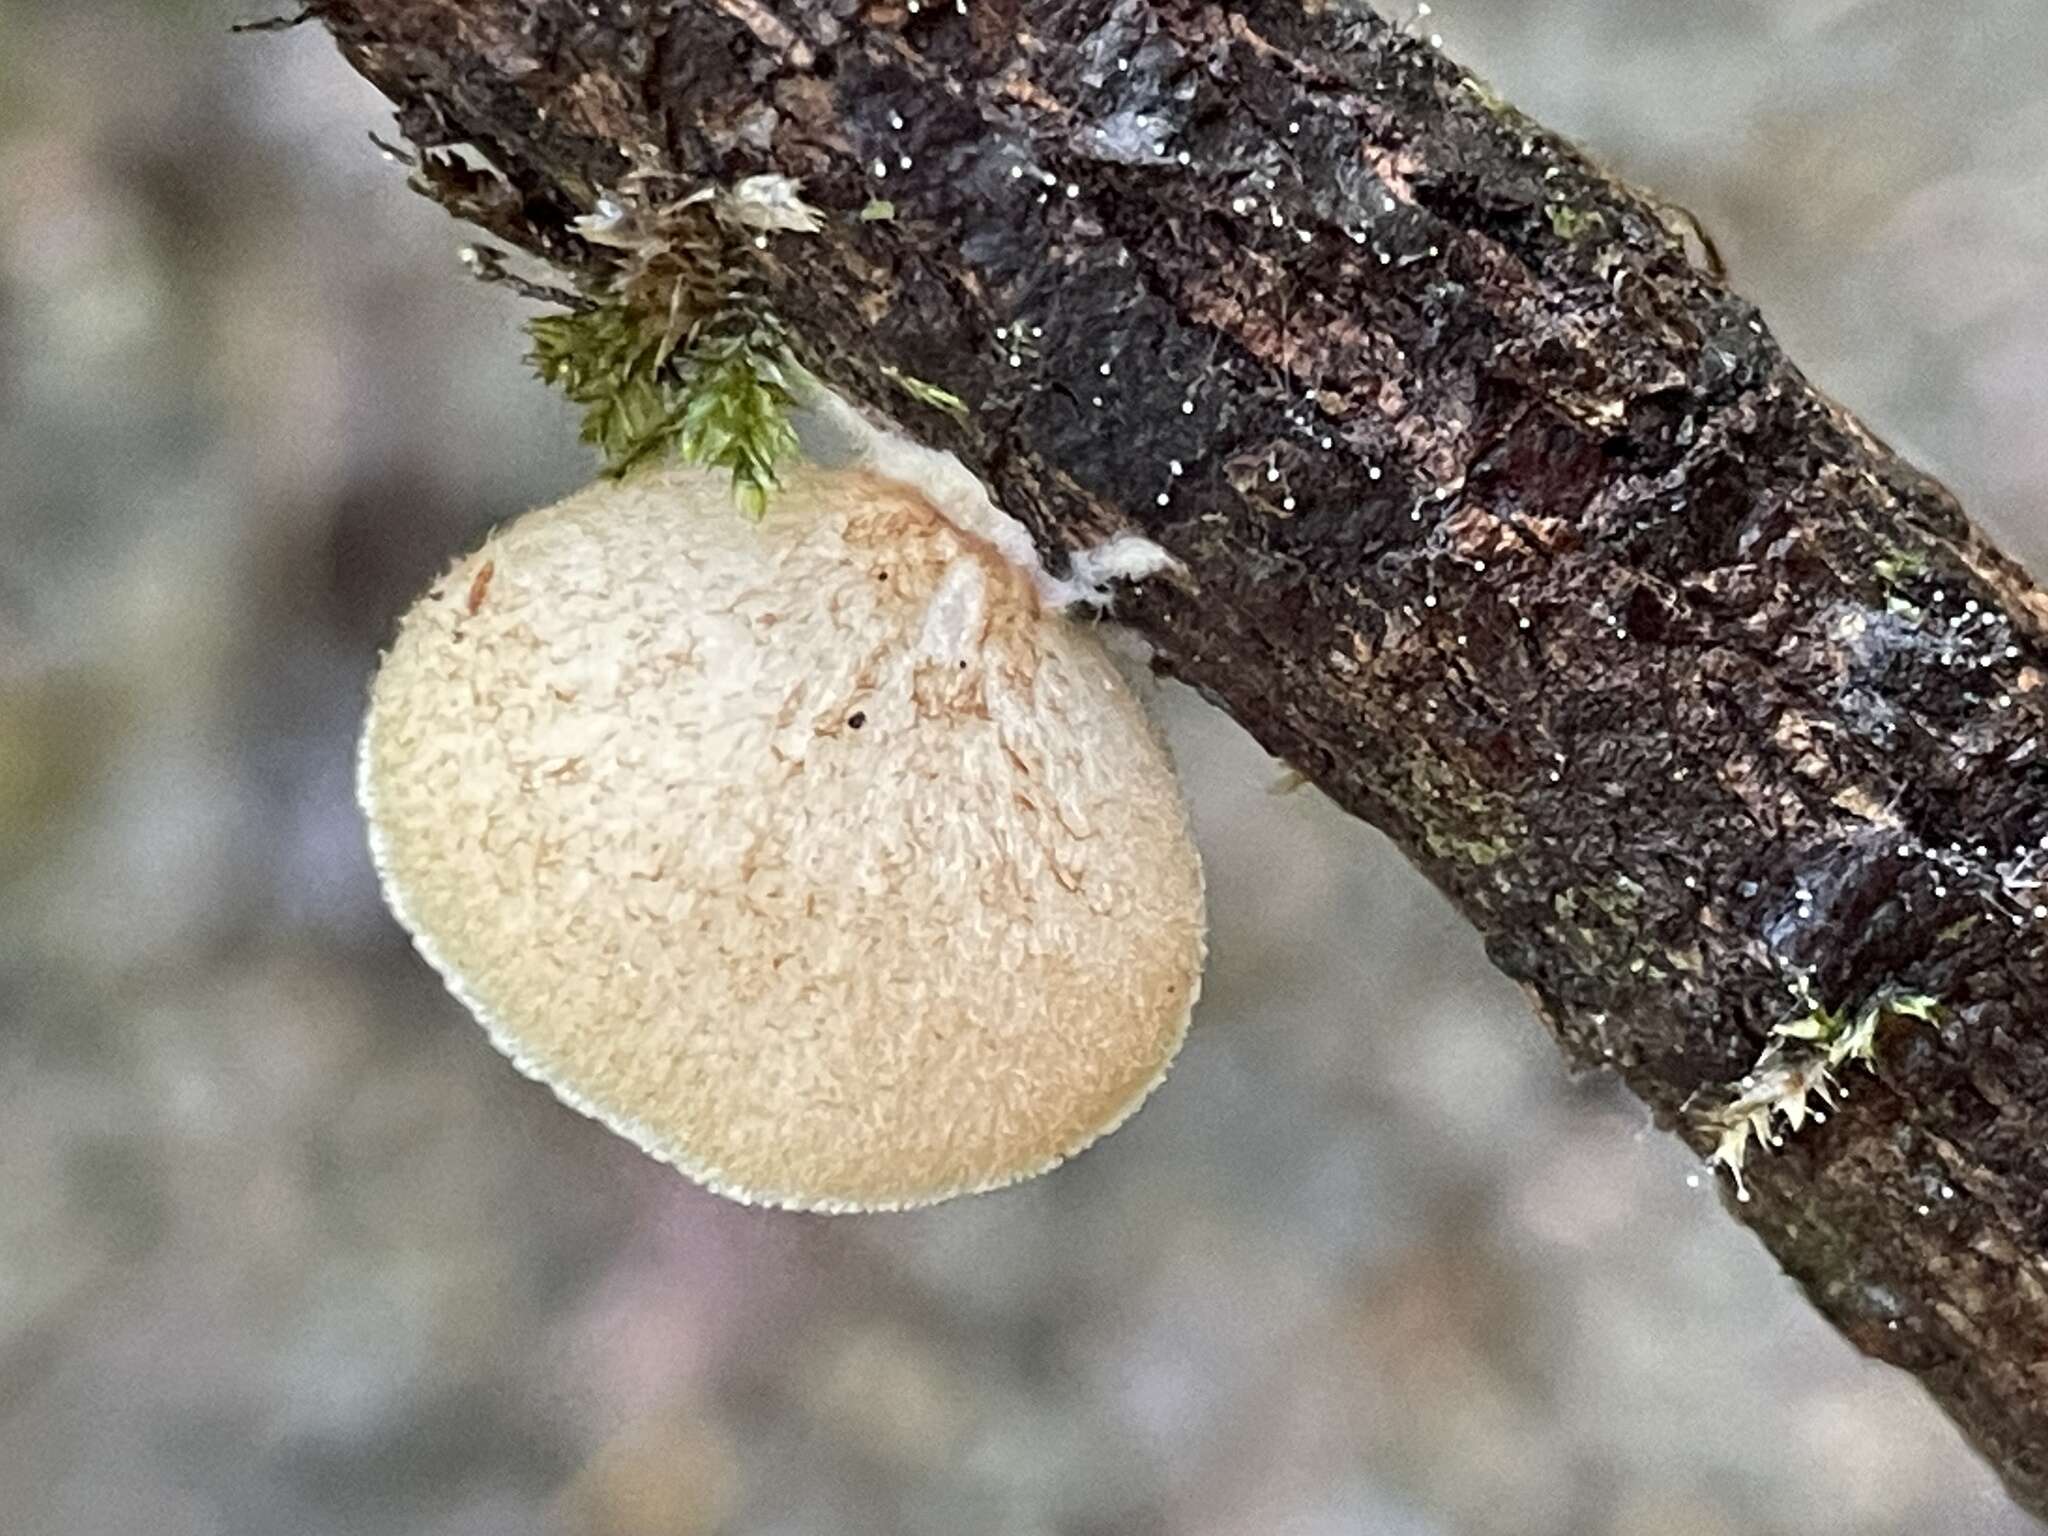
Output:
[
  {"xmin": 525, "ymin": 183, "xmax": 811, "ymax": 514},
  {"xmin": 528, "ymin": 304, "xmax": 676, "ymax": 471},
  {"xmin": 1703, "ymin": 984, "xmax": 1943, "ymax": 1200},
  {"xmin": 528, "ymin": 299, "xmax": 799, "ymax": 515},
  {"xmin": 672, "ymin": 320, "xmax": 802, "ymax": 520},
  {"xmin": 881, "ymin": 363, "xmax": 970, "ymax": 424}
]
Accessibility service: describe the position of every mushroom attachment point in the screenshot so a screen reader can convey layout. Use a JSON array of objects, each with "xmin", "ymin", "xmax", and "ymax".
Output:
[{"xmin": 359, "ymin": 463, "xmax": 1206, "ymax": 1211}]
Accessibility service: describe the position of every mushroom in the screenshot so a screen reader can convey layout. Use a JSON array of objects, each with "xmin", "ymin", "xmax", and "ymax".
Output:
[{"xmin": 358, "ymin": 462, "xmax": 1205, "ymax": 1211}]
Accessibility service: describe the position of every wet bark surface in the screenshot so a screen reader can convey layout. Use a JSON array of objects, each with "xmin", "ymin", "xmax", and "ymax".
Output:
[{"xmin": 306, "ymin": 0, "xmax": 2048, "ymax": 1510}]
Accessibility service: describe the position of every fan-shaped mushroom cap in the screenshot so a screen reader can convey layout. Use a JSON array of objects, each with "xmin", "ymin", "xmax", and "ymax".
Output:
[{"xmin": 359, "ymin": 463, "xmax": 1205, "ymax": 1211}]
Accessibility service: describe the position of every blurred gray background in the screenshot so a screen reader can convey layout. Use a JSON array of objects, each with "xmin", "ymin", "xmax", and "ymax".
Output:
[{"xmin": 4, "ymin": 1, "xmax": 2047, "ymax": 1532}]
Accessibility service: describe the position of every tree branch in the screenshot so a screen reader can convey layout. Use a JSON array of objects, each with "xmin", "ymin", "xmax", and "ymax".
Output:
[{"xmin": 310, "ymin": 0, "xmax": 2048, "ymax": 1511}]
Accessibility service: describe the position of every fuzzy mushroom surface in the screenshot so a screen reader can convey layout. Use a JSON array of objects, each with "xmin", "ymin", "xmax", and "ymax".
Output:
[{"xmin": 359, "ymin": 463, "xmax": 1206, "ymax": 1211}]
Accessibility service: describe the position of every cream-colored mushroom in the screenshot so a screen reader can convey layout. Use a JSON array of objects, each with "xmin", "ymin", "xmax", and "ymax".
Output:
[{"xmin": 358, "ymin": 462, "xmax": 1205, "ymax": 1211}]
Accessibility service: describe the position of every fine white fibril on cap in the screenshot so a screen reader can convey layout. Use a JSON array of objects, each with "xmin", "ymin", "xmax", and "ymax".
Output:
[{"xmin": 359, "ymin": 462, "xmax": 1205, "ymax": 1211}]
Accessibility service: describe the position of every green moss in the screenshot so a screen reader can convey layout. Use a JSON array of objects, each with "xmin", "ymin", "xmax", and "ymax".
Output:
[
  {"xmin": 672, "ymin": 323, "xmax": 801, "ymax": 520},
  {"xmin": 1705, "ymin": 984, "xmax": 1945, "ymax": 1197},
  {"xmin": 523, "ymin": 186, "xmax": 814, "ymax": 512},
  {"xmin": 528, "ymin": 304, "xmax": 676, "ymax": 470},
  {"xmin": 527, "ymin": 296, "xmax": 797, "ymax": 515},
  {"xmin": 1773, "ymin": 984, "xmax": 1941, "ymax": 1068},
  {"xmin": 880, "ymin": 363, "xmax": 969, "ymax": 423}
]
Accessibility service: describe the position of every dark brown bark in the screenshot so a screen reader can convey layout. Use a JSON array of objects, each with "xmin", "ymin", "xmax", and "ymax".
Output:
[{"xmin": 304, "ymin": 0, "xmax": 2048, "ymax": 1512}]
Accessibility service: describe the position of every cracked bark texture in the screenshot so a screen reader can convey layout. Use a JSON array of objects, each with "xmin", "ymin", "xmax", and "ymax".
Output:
[{"xmin": 306, "ymin": 0, "xmax": 2048, "ymax": 1512}]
